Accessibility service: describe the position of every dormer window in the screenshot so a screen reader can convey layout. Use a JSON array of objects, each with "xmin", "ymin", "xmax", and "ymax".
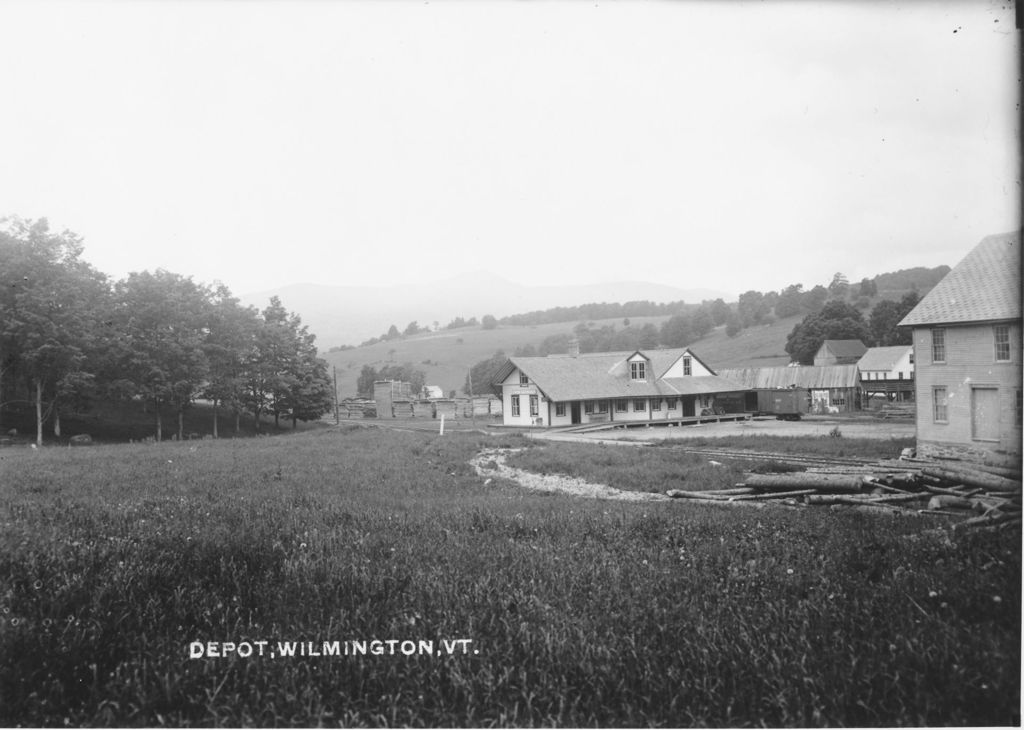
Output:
[
  {"xmin": 630, "ymin": 361, "xmax": 646, "ymax": 381},
  {"xmin": 683, "ymin": 356, "xmax": 692, "ymax": 376},
  {"xmin": 519, "ymin": 371, "xmax": 529, "ymax": 386}
]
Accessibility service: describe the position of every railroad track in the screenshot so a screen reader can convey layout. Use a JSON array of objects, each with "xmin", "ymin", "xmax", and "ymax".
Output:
[{"xmin": 663, "ymin": 445, "xmax": 897, "ymax": 472}]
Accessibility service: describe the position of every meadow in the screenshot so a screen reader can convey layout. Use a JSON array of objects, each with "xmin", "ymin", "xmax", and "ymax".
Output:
[{"xmin": 0, "ymin": 426, "xmax": 1019, "ymax": 726}]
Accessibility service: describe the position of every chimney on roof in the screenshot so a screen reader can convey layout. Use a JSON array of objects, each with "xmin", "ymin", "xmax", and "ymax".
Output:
[{"xmin": 568, "ymin": 338, "xmax": 580, "ymax": 358}]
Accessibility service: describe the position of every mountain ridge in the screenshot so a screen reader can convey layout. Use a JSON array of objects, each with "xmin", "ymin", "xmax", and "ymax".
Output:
[{"xmin": 240, "ymin": 275, "xmax": 730, "ymax": 349}]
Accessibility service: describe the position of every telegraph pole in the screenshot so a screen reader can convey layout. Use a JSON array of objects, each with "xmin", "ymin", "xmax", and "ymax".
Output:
[
  {"xmin": 467, "ymin": 368, "xmax": 477, "ymax": 428},
  {"xmin": 332, "ymin": 366, "xmax": 340, "ymax": 424}
]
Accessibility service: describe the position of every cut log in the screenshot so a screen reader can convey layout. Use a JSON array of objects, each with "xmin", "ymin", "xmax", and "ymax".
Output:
[
  {"xmin": 829, "ymin": 503, "xmax": 919, "ymax": 516},
  {"xmin": 741, "ymin": 473, "xmax": 867, "ymax": 493},
  {"xmin": 864, "ymin": 479, "xmax": 914, "ymax": 495},
  {"xmin": 925, "ymin": 481, "xmax": 970, "ymax": 497},
  {"xmin": 700, "ymin": 487, "xmax": 758, "ymax": 496},
  {"xmin": 666, "ymin": 490, "xmax": 731, "ymax": 501},
  {"xmin": 921, "ymin": 466, "xmax": 1022, "ymax": 493},
  {"xmin": 728, "ymin": 489, "xmax": 817, "ymax": 501},
  {"xmin": 665, "ymin": 491, "xmax": 795, "ymax": 509},
  {"xmin": 927, "ymin": 495, "xmax": 973, "ymax": 511},
  {"xmin": 964, "ymin": 462, "xmax": 1023, "ymax": 480},
  {"xmin": 954, "ymin": 510, "xmax": 1021, "ymax": 530},
  {"xmin": 806, "ymin": 493, "xmax": 926, "ymax": 507}
]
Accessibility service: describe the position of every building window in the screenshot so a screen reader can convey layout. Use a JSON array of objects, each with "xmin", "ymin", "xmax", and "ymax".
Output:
[
  {"xmin": 615, "ymin": 400, "xmax": 628, "ymax": 413},
  {"xmin": 932, "ymin": 386, "xmax": 948, "ymax": 423},
  {"xmin": 995, "ymin": 325, "xmax": 1011, "ymax": 362},
  {"xmin": 1017, "ymin": 390, "xmax": 1022, "ymax": 427},
  {"xmin": 584, "ymin": 401, "xmax": 594, "ymax": 415},
  {"xmin": 597, "ymin": 401, "xmax": 609, "ymax": 414},
  {"xmin": 931, "ymin": 328, "xmax": 946, "ymax": 363},
  {"xmin": 630, "ymin": 361, "xmax": 646, "ymax": 381},
  {"xmin": 651, "ymin": 398, "xmax": 661, "ymax": 411},
  {"xmin": 909, "ymin": 352, "xmax": 914, "ymax": 364},
  {"xmin": 529, "ymin": 395, "xmax": 539, "ymax": 416},
  {"xmin": 519, "ymin": 371, "xmax": 529, "ymax": 386},
  {"xmin": 683, "ymin": 356, "xmax": 692, "ymax": 376},
  {"xmin": 634, "ymin": 399, "xmax": 646, "ymax": 411},
  {"xmin": 555, "ymin": 402, "xmax": 566, "ymax": 417},
  {"xmin": 511, "ymin": 395, "xmax": 520, "ymax": 417},
  {"xmin": 666, "ymin": 398, "xmax": 678, "ymax": 410}
]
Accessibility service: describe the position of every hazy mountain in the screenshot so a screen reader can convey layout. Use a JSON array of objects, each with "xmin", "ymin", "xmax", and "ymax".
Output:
[{"xmin": 241, "ymin": 271, "xmax": 729, "ymax": 350}]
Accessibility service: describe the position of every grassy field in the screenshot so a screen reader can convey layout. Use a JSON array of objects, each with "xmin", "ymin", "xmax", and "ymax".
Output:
[{"xmin": 1, "ymin": 427, "xmax": 1019, "ymax": 726}]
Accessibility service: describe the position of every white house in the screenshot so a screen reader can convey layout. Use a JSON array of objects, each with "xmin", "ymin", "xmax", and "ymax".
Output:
[
  {"xmin": 491, "ymin": 347, "xmax": 747, "ymax": 428},
  {"xmin": 857, "ymin": 345, "xmax": 915, "ymax": 403},
  {"xmin": 421, "ymin": 385, "xmax": 445, "ymax": 400}
]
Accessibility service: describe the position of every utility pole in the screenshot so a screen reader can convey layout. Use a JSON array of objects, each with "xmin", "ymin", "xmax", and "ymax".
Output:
[
  {"xmin": 332, "ymin": 365, "xmax": 340, "ymax": 425},
  {"xmin": 467, "ymin": 368, "xmax": 477, "ymax": 428}
]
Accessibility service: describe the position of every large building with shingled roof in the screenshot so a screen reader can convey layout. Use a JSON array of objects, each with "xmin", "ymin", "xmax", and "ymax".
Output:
[
  {"xmin": 899, "ymin": 231, "xmax": 1022, "ymax": 462},
  {"xmin": 491, "ymin": 345, "xmax": 748, "ymax": 428}
]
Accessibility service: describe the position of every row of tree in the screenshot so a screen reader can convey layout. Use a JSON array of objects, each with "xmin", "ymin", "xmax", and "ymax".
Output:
[
  {"xmin": 356, "ymin": 314, "xmax": 501, "ymax": 348},
  {"xmin": 355, "ymin": 363, "xmax": 427, "ymax": 399},
  {"xmin": 0, "ymin": 217, "xmax": 335, "ymax": 445}
]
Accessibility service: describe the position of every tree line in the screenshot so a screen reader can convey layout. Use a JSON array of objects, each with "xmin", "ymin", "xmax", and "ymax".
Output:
[
  {"xmin": 462, "ymin": 289, "xmax": 923, "ymax": 395},
  {"xmin": 0, "ymin": 217, "xmax": 334, "ymax": 445}
]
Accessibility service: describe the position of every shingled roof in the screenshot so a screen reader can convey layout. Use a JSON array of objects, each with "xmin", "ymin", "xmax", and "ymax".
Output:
[
  {"xmin": 857, "ymin": 345, "xmax": 912, "ymax": 372},
  {"xmin": 818, "ymin": 340, "xmax": 868, "ymax": 360},
  {"xmin": 493, "ymin": 348, "xmax": 746, "ymax": 402},
  {"xmin": 900, "ymin": 231, "xmax": 1022, "ymax": 327}
]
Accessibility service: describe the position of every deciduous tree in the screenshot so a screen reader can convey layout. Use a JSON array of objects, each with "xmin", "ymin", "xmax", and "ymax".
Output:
[{"xmin": 785, "ymin": 300, "xmax": 871, "ymax": 364}]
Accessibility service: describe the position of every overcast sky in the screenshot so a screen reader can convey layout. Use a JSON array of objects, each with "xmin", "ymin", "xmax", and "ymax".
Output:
[{"xmin": 1, "ymin": 0, "xmax": 1018, "ymax": 300}]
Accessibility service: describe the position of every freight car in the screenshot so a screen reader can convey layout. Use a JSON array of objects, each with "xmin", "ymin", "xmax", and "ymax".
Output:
[{"xmin": 744, "ymin": 388, "xmax": 810, "ymax": 420}]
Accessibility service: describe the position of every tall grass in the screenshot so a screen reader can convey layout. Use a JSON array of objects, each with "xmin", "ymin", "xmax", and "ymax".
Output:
[{"xmin": 0, "ymin": 428, "xmax": 1019, "ymax": 726}]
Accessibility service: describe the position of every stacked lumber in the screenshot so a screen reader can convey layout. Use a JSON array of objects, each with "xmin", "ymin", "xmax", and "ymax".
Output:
[
  {"xmin": 392, "ymin": 399, "xmax": 415, "ymax": 418},
  {"xmin": 434, "ymin": 400, "xmax": 458, "ymax": 419},
  {"xmin": 876, "ymin": 404, "xmax": 916, "ymax": 419},
  {"xmin": 412, "ymin": 400, "xmax": 435, "ymax": 418},
  {"xmin": 340, "ymin": 399, "xmax": 376, "ymax": 418},
  {"xmin": 666, "ymin": 458, "xmax": 1022, "ymax": 528}
]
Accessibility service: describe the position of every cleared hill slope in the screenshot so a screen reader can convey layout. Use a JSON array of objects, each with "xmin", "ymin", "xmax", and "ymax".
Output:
[{"xmin": 323, "ymin": 314, "xmax": 802, "ymax": 398}]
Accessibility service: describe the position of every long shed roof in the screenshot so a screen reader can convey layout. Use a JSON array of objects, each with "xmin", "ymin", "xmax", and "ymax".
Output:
[
  {"xmin": 900, "ymin": 231, "xmax": 1021, "ymax": 327},
  {"xmin": 716, "ymin": 365, "xmax": 861, "ymax": 390}
]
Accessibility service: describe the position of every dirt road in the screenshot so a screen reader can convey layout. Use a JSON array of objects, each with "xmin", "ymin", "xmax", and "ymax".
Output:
[{"xmin": 532, "ymin": 415, "xmax": 915, "ymax": 444}]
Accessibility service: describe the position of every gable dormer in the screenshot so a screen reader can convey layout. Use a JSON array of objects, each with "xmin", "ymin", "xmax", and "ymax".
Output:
[
  {"xmin": 663, "ymin": 349, "xmax": 715, "ymax": 378},
  {"xmin": 627, "ymin": 351, "xmax": 651, "ymax": 382}
]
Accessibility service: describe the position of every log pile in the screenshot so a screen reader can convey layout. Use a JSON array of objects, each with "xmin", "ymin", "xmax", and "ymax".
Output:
[{"xmin": 667, "ymin": 457, "xmax": 1022, "ymax": 530}]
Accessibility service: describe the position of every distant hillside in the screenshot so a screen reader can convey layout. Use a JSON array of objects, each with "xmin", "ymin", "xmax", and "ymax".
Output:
[
  {"xmin": 322, "ymin": 314, "xmax": 801, "ymax": 399},
  {"xmin": 872, "ymin": 266, "xmax": 951, "ymax": 297},
  {"xmin": 242, "ymin": 272, "xmax": 728, "ymax": 351}
]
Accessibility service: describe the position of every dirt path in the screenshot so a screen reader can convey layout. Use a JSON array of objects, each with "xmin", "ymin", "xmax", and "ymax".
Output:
[
  {"xmin": 470, "ymin": 448, "xmax": 669, "ymax": 502},
  {"xmin": 532, "ymin": 416, "xmax": 915, "ymax": 444}
]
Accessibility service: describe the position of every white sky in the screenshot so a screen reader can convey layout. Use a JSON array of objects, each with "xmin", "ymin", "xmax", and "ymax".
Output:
[{"xmin": 1, "ymin": 0, "xmax": 1019, "ymax": 300}]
